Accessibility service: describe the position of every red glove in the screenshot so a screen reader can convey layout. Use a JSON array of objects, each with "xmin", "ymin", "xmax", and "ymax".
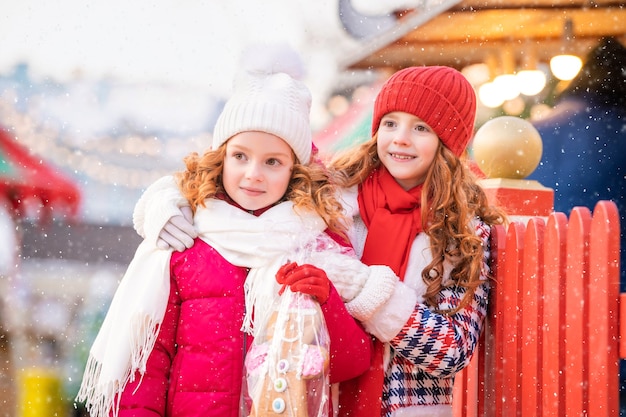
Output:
[{"xmin": 276, "ymin": 262, "xmax": 331, "ymax": 305}]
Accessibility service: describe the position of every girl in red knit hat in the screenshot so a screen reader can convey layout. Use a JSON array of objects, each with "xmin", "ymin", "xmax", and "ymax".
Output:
[
  {"xmin": 327, "ymin": 66, "xmax": 506, "ymax": 417},
  {"xmin": 132, "ymin": 65, "xmax": 506, "ymax": 417}
]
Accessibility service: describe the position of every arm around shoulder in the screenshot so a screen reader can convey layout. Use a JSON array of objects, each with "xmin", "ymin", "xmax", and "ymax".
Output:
[{"xmin": 133, "ymin": 175, "xmax": 188, "ymax": 244}]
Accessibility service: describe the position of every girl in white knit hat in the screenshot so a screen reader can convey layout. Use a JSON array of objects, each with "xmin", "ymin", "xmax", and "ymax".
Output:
[{"xmin": 76, "ymin": 52, "xmax": 403, "ymax": 417}]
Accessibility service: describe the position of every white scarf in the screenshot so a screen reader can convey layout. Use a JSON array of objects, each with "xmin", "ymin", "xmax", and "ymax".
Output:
[{"xmin": 77, "ymin": 199, "xmax": 326, "ymax": 417}]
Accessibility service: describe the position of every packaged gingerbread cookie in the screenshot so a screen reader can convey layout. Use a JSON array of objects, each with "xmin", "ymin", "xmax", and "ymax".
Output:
[{"xmin": 244, "ymin": 287, "xmax": 330, "ymax": 417}]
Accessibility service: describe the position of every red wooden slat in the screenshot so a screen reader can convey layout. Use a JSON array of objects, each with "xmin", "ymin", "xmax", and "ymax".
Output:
[
  {"xmin": 452, "ymin": 337, "xmax": 481, "ymax": 417},
  {"xmin": 452, "ymin": 367, "xmax": 467, "ymax": 417},
  {"xmin": 564, "ymin": 207, "xmax": 592, "ymax": 415},
  {"xmin": 452, "ymin": 199, "xmax": 622, "ymax": 416},
  {"xmin": 542, "ymin": 212, "xmax": 568, "ymax": 416},
  {"xmin": 483, "ymin": 224, "xmax": 507, "ymax": 417},
  {"xmin": 622, "ymin": 294, "xmax": 626, "ymax": 359},
  {"xmin": 521, "ymin": 217, "xmax": 545, "ymax": 416},
  {"xmin": 457, "ymin": 349, "xmax": 479, "ymax": 417},
  {"xmin": 588, "ymin": 201, "xmax": 620, "ymax": 416},
  {"xmin": 467, "ymin": 349, "xmax": 479, "ymax": 417},
  {"xmin": 502, "ymin": 222, "xmax": 525, "ymax": 416},
  {"xmin": 475, "ymin": 329, "xmax": 486, "ymax": 417}
]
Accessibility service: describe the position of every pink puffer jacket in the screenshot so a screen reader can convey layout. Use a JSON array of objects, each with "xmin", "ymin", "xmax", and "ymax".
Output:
[{"xmin": 117, "ymin": 238, "xmax": 372, "ymax": 417}]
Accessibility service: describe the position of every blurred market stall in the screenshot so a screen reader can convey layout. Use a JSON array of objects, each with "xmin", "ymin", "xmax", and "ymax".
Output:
[{"xmin": 0, "ymin": 127, "xmax": 81, "ymax": 417}]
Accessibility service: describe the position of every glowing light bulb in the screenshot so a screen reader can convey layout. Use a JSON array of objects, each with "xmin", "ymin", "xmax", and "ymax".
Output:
[
  {"xmin": 550, "ymin": 54, "xmax": 583, "ymax": 81},
  {"xmin": 478, "ymin": 82, "xmax": 505, "ymax": 108},
  {"xmin": 516, "ymin": 70, "xmax": 547, "ymax": 96},
  {"xmin": 493, "ymin": 74, "xmax": 520, "ymax": 101}
]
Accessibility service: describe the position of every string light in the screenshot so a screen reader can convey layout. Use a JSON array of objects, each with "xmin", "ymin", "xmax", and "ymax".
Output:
[{"xmin": 0, "ymin": 99, "xmax": 208, "ymax": 189}]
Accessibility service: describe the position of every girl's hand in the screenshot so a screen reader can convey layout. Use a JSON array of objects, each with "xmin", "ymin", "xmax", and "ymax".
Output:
[
  {"xmin": 157, "ymin": 206, "xmax": 197, "ymax": 251},
  {"xmin": 276, "ymin": 262, "xmax": 330, "ymax": 304}
]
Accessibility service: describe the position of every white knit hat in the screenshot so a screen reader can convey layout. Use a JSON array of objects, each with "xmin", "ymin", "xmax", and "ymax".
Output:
[{"xmin": 212, "ymin": 45, "xmax": 312, "ymax": 164}]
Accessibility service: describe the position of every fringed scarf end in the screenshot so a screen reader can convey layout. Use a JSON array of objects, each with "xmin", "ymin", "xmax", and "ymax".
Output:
[
  {"xmin": 129, "ymin": 315, "xmax": 161, "ymax": 376},
  {"xmin": 76, "ymin": 355, "xmax": 123, "ymax": 417},
  {"xmin": 76, "ymin": 314, "xmax": 161, "ymax": 417}
]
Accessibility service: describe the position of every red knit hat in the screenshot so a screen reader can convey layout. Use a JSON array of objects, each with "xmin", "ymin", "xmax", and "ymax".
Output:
[{"xmin": 372, "ymin": 66, "xmax": 477, "ymax": 157}]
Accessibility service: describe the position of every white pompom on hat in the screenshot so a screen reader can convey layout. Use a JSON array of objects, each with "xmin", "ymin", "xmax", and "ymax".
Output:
[{"xmin": 212, "ymin": 43, "xmax": 313, "ymax": 164}]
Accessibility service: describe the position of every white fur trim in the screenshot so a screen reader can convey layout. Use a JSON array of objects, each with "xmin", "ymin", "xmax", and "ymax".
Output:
[
  {"xmin": 390, "ymin": 404, "xmax": 452, "ymax": 417},
  {"xmin": 363, "ymin": 281, "xmax": 417, "ymax": 342}
]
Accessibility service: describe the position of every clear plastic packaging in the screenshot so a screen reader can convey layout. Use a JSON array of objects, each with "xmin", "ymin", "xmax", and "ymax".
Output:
[{"xmin": 245, "ymin": 289, "xmax": 330, "ymax": 417}]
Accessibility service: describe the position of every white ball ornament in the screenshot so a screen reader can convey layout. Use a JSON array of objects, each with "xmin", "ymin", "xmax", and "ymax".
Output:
[{"xmin": 472, "ymin": 116, "xmax": 543, "ymax": 179}]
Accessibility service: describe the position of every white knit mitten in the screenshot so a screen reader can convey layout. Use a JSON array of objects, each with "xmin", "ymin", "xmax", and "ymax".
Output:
[
  {"xmin": 343, "ymin": 265, "xmax": 399, "ymax": 322},
  {"xmin": 308, "ymin": 252, "xmax": 368, "ymax": 301},
  {"xmin": 310, "ymin": 249, "xmax": 399, "ymax": 322}
]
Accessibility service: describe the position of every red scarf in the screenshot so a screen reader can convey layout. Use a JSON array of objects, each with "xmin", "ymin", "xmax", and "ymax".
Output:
[
  {"xmin": 358, "ymin": 166, "xmax": 423, "ymax": 279},
  {"xmin": 338, "ymin": 167, "xmax": 423, "ymax": 417}
]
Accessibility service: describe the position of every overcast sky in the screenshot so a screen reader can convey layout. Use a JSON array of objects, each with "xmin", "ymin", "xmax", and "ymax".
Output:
[{"xmin": 0, "ymin": 1, "xmax": 362, "ymax": 97}]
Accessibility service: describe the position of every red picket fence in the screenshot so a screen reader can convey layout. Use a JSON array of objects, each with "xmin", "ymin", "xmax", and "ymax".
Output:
[{"xmin": 452, "ymin": 200, "xmax": 622, "ymax": 416}]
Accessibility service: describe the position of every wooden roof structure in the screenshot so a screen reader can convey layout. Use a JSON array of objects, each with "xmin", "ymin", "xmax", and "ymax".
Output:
[{"xmin": 340, "ymin": 0, "xmax": 626, "ymax": 72}]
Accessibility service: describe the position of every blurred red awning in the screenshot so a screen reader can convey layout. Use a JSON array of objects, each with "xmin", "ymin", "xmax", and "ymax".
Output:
[
  {"xmin": 0, "ymin": 127, "xmax": 81, "ymax": 220},
  {"xmin": 314, "ymin": 99, "xmax": 373, "ymax": 158}
]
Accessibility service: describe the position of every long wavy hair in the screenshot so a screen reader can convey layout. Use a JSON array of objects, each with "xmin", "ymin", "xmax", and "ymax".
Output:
[
  {"xmin": 330, "ymin": 135, "xmax": 506, "ymax": 313},
  {"xmin": 175, "ymin": 144, "xmax": 349, "ymax": 239}
]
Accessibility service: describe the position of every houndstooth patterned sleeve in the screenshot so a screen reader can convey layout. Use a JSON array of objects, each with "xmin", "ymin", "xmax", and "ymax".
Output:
[{"xmin": 388, "ymin": 221, "xmax": 492, "ymax": 378}]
